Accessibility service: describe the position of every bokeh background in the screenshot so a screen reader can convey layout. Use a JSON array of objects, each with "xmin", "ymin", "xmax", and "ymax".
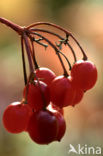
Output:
[{"xmin": 0, "ymin": 0, "xmax": 103, "ymax": 156}]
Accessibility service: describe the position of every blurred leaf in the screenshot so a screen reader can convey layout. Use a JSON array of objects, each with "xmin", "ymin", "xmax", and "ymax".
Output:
[
  {"xmin": 38, "ymin": 0, "xmax": 82, "ymax": 21},
  {"xmin": 44, "ymin": 0, "xmax": 81, "ymax": 12}
]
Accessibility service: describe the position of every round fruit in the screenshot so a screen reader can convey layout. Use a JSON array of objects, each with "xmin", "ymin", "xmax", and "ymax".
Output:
[
  {"xmin": 47, "ymin": 105, "xmax": 66, "ymax": 141},
  {"xmin": 72, "ymin": 87, "xmax": 84, "ymax": 106},
  {"xmin": 27, "ymin": 110, "xmax": 58, "ymax": 144},
  {"xmin": 23, "ymin": 80, "xmax": 50, "ymax": 111},
  {"xmin": 71, "ymin": 60, "xmax": 97, "ymax": 91},
  {"xmin": 54, "ymin": 112, "xmax": 66, "ymax": 141},
  {"xmin": 3, "ymin": 102, "xmax": 32, "ymax": 133},
  {"xmin": 50, "ymin": 76, "xmax": 75, "ymax": 108},
  {"xmin": 35, "ymin": 67, "xmax": 56, "ymax": 86},
  {"xmin": 47, "ymin": 103, "xmax": 64, "ymax": 115},
  {"xmin": 65, "ymin": 78, "xmax": 84, "ymax": 106}
]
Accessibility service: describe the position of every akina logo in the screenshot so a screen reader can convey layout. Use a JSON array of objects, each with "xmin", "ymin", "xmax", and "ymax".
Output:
[{"xmin": 68, "ymin": 144, "xmax": 102, "ymax": 155}]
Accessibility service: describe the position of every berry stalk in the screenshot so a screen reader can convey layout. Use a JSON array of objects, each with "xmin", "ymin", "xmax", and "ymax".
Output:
[
  {"xmin": 21, "ymin": 37, "xmax": 27, "ymax": 85},
  {"xmin": 0, "ymin": 17, "xmax": 23, "ymax": 35},
  {"xmin": 29, "ymin": 31, "xmax": 69, "ymax": 76},
  {"xmin": 27, "ymin": 22, "xmax": 87, "ymax": 61},
  {"xmin": 23, "ymin": 33, "xmax": 34, "ymax": 73},
  {"xmin": 30, "ymin": 28, "xmax": 77, "ymax": 62}
]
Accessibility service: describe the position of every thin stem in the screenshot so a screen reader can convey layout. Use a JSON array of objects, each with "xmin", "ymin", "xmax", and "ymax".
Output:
[
  {"xmin": 58, "ymin": 51, "xmax": 71, "ymax": 70},
  {"xmin": 23, "ymin": 33, "xmax": 34, "ymax": 72},
  {"xmin": 67, "ymin": 42, "xmax": 77, "ymax": 62},
  {"xmin": 27, "ymin": 22, "xmax": 71, "ymax": 35},
  {"xmin": 29, "ymin": 30, "xmax": 69, "ymax": 76},
  {"xmin": 27, "ymin": 22, "xmax": 87, "ymax": 60},
  {"xmin": 70, "ymin": 34, "xmax": 88, "ymax": 60},
  {"xmin": 21, "ymin": 37, "xmax": 27, "ymax": 85},
  {"xmin": 29, "ymin": 32, "xmax": 72, "ymax": 69},
  {"xmin": 30, "ymin": 28, "xmax": 77, "ymax": 62},
  {"xmin": 24, "ymin": 72, "xmax": 34, "ymax": 103},
  {"xmin": 23, "ymin": 33, "xmax": 47, "ymax": 107},
  {"xmin": 29, "ymin": 37, "xmax": 39, "ymax": 69},
  {"xmin": 0, "ymin": 17, "xmax": 23, "ymax": 35},
  {"xmin": 23, "ymin": 30, "xmax": 39, "ymax": 69}
]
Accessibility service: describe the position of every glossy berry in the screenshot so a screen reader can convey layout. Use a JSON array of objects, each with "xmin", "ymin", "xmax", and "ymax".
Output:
[
  {"xmin": 27, "ymin": 110, "xmax": 58, "ymax": 144},
  {"xmin": 35, "ymin": 67, "xmax": 56, "ymax": 86},
  {"xmin": 71, "ymin": 60, "xmax": 97, "ymax": 91},
  {"xmin": 23, "ymin": 80, "xmax": 50, "ymax": 111},
  {"xmin": 50, "ymin": 76, "xmax": 75, "ymax": 108},
  {"xmin": 3, "ymin": 102, "xmax": 32, "ymax": 133},
  {"xmin": 47, "ymin": 103, "xmax": 64, "ymax": 115},
  {"xmin": 72, "ymin": 87, "xmax": 84, "ymax": 106},
  {"xmin": 65, "ymin": 78, "xmax": 84, "ymax": 106},
  {"xmin": 47, "ymin": 104, "xmax": 66, "ymax": 141},
  {"xmin": 54, "ymin": 112, "xmax": 66, "ymax": 141}
]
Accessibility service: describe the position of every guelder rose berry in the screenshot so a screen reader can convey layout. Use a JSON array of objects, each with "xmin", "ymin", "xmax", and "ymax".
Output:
[
  {"xmin": 65, "ymin": 78, "xmax": 84, "ymax": 106},
  {"xmin": 0, "ymin": 18, "xmax": 98, "ymax": 145},
  {"xmin": 3, "ymin": 102, "xmax": 32, "ymax": 133},
  {"xmin": 72, "ymin": 87, "xmax": 84, "ymax": 106},
  {"xmin": 47, "ymin": 103, "xmax": 64, "ymax": 115},
  {"xmin": 23, "ymin": 80, "xmax": 50, "ymax": 111},
  {"xmin": 27, "ymin": 110, "xmax": 58, "ymax": 144},
  {"xmin": 54, "ymin": 112, "xmax": 66, "ymax": 141},
  {"xmin": 35, "ymin": 67, "xmax": 56, "ymax": 86},
  {"xmin": 47, "ymin": 104, "xmax": 66, "ymax": 141},
  {"xmin": 50, "ymin": 76, "xmax": 75, "ymax": 108},
  {"xmin": 71, "ymin": 60, "xmax": 97, "ymax": 91}
]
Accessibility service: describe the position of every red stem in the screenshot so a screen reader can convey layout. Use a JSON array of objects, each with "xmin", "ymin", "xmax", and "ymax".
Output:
[
  {"xmin": 21, "ymin": 37, "xmax": 27, "ymax": 85},
  {"xmin": 27, "ymin": 22, "xmax": 71, "ymax": 35},
  {"xmin": 0, "ymin": 17, "xmax": 23, "ymax": 35},
  {"xmin": 23, "ymin": 33, "xmax": 34, "ymax": 72},
  {"xmin": 30, "ymin": 28, "xmax": 77, "ymax": 62},
  {"xmin": 30, "ymin": 31, "xmax": 69, "ymax": 76},
  {"xmin": 27, "ymin": 22, "xmax": 87, "ymax": 60}
]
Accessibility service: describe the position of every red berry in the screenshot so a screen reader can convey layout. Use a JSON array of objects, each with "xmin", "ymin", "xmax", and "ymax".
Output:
[
  {"xmin": 3, "ymin": 102, "xmax": 32, "ymax": 133},
  {"xmin": 65, "ymin": 86, "xmax": 84, "ymax": 107},
  {"xmin": 66, "ymin": 78, "xmax": 84, "ymax": 106},
  {"xmin": 47, "ymin": 103, "xmax": 64, "ymax": 115},
  {"xmin": 71, "ymin": 60, "xmax": 97, "ymax": 91},
  {"xmin": 23, "ymin": 80, "xmax": 50, "ymax": 111},
  {"xmin": 72, "ymin": 87, "xmax": 84, "ymax": 106},
  {"xmin": 50, "ymin": 76, "xmax": 75, "ymax": 108},
  {"xmin": 47, "ymin": 105, "xmax": 66, "ymax": 141},
  {"xmin": 54, "ymin": 112, "xmax": 66, "ymax": 141},
  {"xmin": 27, "ymin": 110, "xmax": 58, "ymax": 144},
  {"xmin": 35, "ymin": 67, "xmax": 56, "ymax": 86}
]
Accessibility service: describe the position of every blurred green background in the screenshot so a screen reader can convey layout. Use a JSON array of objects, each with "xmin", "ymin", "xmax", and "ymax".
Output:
[{"xmin": 0, "ymin": 0, "xmax": 103, "ymax": 156}]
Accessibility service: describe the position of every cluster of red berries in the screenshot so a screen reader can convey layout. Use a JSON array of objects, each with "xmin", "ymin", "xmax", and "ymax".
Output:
[
  {"xmin": 0, "ymin": 18, "xmax": 98, "ymax": 145},
  {"xmin": 3, "ymin": 59, "xmax": 97, "ymax": 145}
]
